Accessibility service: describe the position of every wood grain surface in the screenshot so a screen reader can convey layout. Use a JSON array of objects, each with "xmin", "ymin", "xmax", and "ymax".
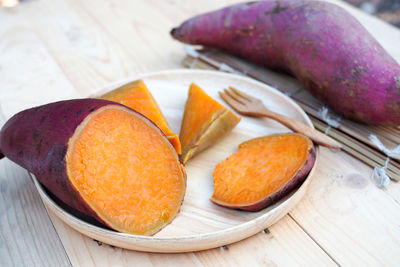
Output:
[{"xmin": 1, "ymin": 0, "xmax": 400, "ymax": 266}]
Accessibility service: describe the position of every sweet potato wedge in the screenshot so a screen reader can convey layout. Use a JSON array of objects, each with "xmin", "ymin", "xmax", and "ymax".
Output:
[
  {"xmin": 100, "ymin": 80, "xmax": 181, "ymax": 154},
  {"xmin": 0, "ymin": 99, "xmax": 186, "ymax": 235},
  {"xmin": 211, "ymin": 133, "xmax": 315, "ymax": 211},
  {"xmin": 171, "ymin": 0, "xmax": 400, "ymax": 125},
  {"xmin": 179, "ymin": 83, "xmax": 241, "ymax": 163}
]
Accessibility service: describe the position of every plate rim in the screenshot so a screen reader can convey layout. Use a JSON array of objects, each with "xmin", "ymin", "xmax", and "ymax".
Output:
[{"xmin": 32, "ymin": 69, "xmax": 319, "ymax": 252}]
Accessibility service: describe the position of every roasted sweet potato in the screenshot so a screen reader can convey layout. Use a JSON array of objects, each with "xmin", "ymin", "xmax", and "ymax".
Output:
[
  {"xmin": 0, "ymin": 99, "xmax": 186, "ymax": 235},
  {"xmin": 100, "ymin": 80, "xmax": 181, "ymax": 154},
  {"xmin": 171, "ymin": 0, "xmax": 400, "ymax": 126},
  {"xmin": 179, "ymin": 83, "xmax": 241, "ymax": 163},
  {"xmin": 211, "ymin": 133, "xmax": 315, "ymax": 211}
]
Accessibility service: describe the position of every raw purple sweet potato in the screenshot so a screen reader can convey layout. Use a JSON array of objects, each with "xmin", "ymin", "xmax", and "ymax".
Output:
[
  {"xmin": 211, "ymin": 133, "xmax": 315, "ymax": 211},
  {"xmin": 171, "ymin": 0, "xmax": 400, "ymax": 126},
  {"xmin": 0, "ymin": 99, "xmax": 186, "ymax": 235}
]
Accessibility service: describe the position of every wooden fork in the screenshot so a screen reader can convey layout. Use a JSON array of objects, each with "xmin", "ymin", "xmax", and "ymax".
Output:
[{"xmin": 219, "ymin": 87, "xmax": 342, "ymax": 149}]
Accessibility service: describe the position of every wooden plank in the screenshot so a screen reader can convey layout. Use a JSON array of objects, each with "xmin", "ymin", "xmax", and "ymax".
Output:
[
  {"xmin": 21, "ymin": 0, "xmax": 141, "ymax": 96},
  {"xmin": 0, "ymin": 159, "xmax": 71, "ymax": 267},
  {"xmin": 0, "ymin": 109, "xmax": 71, "ymax": 266},
  {"xmin": 49, "ymin": 212, "xmax": 337, "ymax": 266},
  {"xmin": 0, "ymin": 5, "xmax": 79, "ymax": 119},
  {"xmin": 194, "ymin": 216, "xmax": 338, "ymax": 266},
  {"xmin": 290, "ymin": 148, "xmax": 400, "ymax": 266}
]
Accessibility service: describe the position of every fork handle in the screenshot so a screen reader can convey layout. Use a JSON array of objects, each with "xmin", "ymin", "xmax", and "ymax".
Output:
[{"xmin": 260, "ymin": 108, "xmax": 341, "ymax": 149}]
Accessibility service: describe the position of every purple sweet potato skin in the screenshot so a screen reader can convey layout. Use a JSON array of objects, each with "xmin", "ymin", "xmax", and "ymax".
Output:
[
  {"xmin": 171, "ymin": 0, "xmax": 400, "ymax": 125},
  {"xmin": 0, "ymin": 99, "xmax": 125, "ymax": 226},
  {"xmin": 211, "ymin": 143, "xmax": 315, "ymax": 211}
]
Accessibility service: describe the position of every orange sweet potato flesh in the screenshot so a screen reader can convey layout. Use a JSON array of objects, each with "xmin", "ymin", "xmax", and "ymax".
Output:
[
  {"xmin": 211, "ymin": 133, "xmax": 315, "ymax": 211},
  {"xmin": 179, "ymin": 83, "xmax": 241, "ymax": 163},
  {"xmin": 67, "ymin": 106, "xmax": 186, "ymax": 235},
  {"xmin": 100, "ymin": 80, "xmax": 181, "ymax": 154}
]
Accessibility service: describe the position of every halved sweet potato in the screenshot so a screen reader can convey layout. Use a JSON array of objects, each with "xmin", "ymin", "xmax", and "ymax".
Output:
[
  {"xmin": 211, "ymin": 133, "xmax": 315, "ymax": 211},
  {"xmin": 0, "ymin": 99, "xmax": 186, "ymax": 235},
  {"xmin": 100, "ymin": 80, "xmax": 181, "ymax": 154},
  {"xmin": 179, "ymin": 83, "xmax": 241, "ymax": 163}
]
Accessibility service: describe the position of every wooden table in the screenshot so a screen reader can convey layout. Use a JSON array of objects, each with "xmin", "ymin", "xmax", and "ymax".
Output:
[{"xmin": 1, "ymin": 0, "xmax": 400, "ymax": 266}]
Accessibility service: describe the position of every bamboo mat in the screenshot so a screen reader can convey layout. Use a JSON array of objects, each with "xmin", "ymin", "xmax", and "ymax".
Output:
[{"xmin": 182, "ymin": 47, "xmax": 400, "ymax": 182}]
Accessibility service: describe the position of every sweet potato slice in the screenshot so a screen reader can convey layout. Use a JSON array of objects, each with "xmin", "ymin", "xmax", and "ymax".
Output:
[
  {"xmin": 100, "ymin": 80, "xmax": 181, "ymax": 154},
  {"xmin": 0, "ymin": 99, "xmax": 186, "ymax": 235},
  {"xmin": 179, "ymin": 83, "xmax": 241, "ymax": 163},
  {"xmin": 211, "ymin": 133, "xmax": 315, "ymax": 211}
]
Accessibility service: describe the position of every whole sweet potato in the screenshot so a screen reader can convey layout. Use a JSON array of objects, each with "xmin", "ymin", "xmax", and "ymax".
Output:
[{"xmin": 171, "ymin": 0, "xmax": 400, "ymax": 125}]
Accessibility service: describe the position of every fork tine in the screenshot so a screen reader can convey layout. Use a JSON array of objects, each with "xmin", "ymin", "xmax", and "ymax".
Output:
[
  {"xmin": 223, "ymin": 88, "xmax": 246, "ymax": 104},
  {"xmin": 219, "ymin": 91, "xmax": 246, "ymax": 113},
  {"xmin": 229, "ymin": 86, "xmax": 255, "ymax": 102}
]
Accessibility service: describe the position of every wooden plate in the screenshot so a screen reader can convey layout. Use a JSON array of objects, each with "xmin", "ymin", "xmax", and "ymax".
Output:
[{"xmin": 31, "ymin": 69, "xmax": 319, "ymax": 253}]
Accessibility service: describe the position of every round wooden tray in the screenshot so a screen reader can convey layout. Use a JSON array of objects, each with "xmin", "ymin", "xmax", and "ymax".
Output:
[{"xmin": 31, "ymin": 69, "xmax": 319, "ymax": 253}]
